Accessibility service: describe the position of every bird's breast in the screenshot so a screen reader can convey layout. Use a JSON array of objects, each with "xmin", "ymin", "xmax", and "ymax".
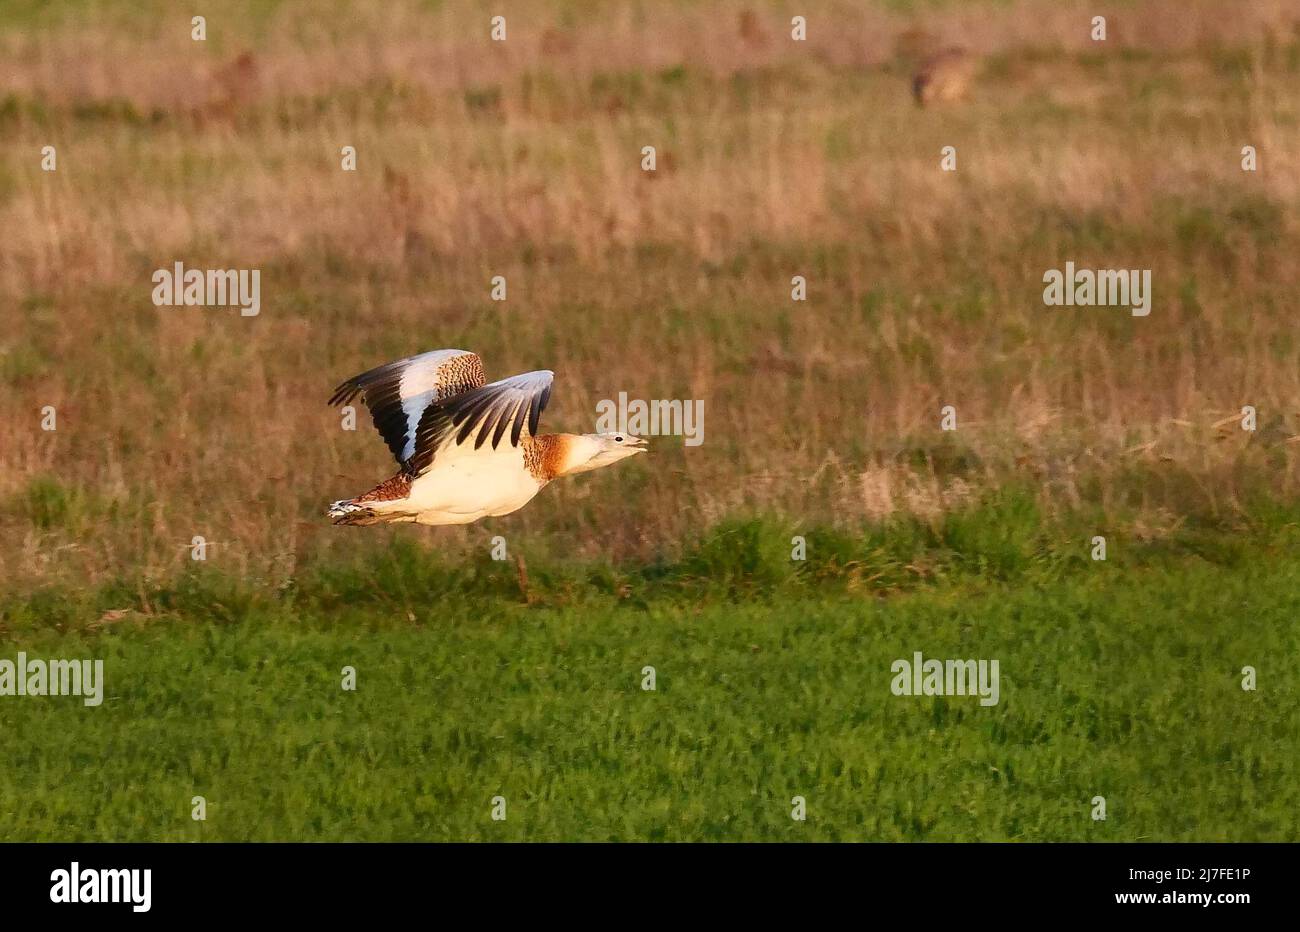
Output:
[{"xmin": 407, "ymin": 442, "xmax": 545, "ymax": 516}]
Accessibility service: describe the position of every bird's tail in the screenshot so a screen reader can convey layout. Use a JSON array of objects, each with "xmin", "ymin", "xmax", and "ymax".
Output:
[
  {"xmin": 327, "ymin": 498, "xmax": 380, "ymax": 526},
  {"xmin": 328, "ymin": 473, "xmax": 414, "ymax": 526}
]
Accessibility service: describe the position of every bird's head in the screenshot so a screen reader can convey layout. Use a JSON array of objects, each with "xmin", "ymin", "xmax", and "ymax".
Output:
[{"xmin": 567, "ymin": 432, "xmax": 647, "ymax": 474}]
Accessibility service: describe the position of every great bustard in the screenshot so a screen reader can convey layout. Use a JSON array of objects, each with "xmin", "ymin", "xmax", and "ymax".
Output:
[
  {"xmin": 912, "ymin": 47, "xmax": 976, "ymax": 106},
  {"xmin": 327, "ymin": 349, "xmax": 645, "ymax": 526}
]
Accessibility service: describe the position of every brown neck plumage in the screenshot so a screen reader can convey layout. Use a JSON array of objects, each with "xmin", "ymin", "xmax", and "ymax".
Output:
[{"xmin": 523, "ymin": 433, "xmax": 577, "ymax": 482}]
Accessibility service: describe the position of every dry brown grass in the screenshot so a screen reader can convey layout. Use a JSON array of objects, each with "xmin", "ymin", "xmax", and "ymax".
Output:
[{"xmin": 1, "ymin": 0, "xmax": 1299, "ymax": 591}]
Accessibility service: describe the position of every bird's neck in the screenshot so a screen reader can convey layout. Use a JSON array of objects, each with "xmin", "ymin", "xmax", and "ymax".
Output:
[{"xmin": 524, "ymin": 433, "xmax": 589, "ymax": 482}]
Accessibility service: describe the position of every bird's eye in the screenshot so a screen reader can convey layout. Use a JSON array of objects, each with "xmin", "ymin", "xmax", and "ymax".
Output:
[{"xmin": 615, "ymin": 436, "xmax": 623, "ymax": 442}]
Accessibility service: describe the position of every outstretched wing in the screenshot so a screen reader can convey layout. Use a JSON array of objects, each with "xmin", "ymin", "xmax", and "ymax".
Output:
[
  {"xmin": 406, "ymin": 370, "xmax": 554, "ymax": 476},
  {"xmin": 328, "ymin": 349, "xmax": 486, "ymax": 466}
]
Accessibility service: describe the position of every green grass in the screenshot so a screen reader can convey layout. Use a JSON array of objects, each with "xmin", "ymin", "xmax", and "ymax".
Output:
[{"xmin": 3, "ymin": 497, "xmax": 1297, "ymax": 841}]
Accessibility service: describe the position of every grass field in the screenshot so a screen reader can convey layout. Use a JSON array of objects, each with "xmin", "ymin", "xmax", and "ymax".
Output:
[
  {"xmin": 3, "ymin": 498, "xmax": 1298, "ymax": 841},
  {"xmin": 2, "ymin": 1, "xmax": 1299, "ymax": 842},
  {"xmin": 3, "ymin": 0, "xmax": 1300, "ymax": 586}
]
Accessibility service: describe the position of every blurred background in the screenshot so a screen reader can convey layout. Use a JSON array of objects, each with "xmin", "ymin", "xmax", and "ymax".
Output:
[{"xmin": 1, "ymin": 0, "xmax": 1298, "ymax": 592}]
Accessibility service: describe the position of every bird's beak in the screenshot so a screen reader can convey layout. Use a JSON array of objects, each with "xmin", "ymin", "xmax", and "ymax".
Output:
[{"xmin": 629, "ymin": 437, "xmax": 648, "ymax": 452}]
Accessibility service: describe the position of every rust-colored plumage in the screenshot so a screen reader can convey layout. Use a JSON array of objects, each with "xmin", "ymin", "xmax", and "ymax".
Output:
[
  {"xmin": 523, "ymin": 433, "xmax": 573, "ymax": 483},
  {"xmin": 355, "ymin": 472, "xmax": 412, "ymax": 503}
]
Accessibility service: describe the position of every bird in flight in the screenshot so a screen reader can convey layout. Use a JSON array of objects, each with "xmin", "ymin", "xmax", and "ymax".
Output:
[{"xmin": 327, "ymin": 349, "xmax": 646, "ymax": 526}]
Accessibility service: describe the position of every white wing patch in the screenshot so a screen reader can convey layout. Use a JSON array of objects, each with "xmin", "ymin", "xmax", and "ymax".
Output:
[
  {"xmin": 406, "ymin": 370, "xmax": 554, "ymax": 476},
  {"xmin": 329, "ymin": 349, "xmax": 486, "ymax": 467}
]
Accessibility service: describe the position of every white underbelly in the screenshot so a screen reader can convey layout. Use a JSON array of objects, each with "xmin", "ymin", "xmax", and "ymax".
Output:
[{"xmin": 404, "ymin": 443, "xmax": 543, "ymax": 524}]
